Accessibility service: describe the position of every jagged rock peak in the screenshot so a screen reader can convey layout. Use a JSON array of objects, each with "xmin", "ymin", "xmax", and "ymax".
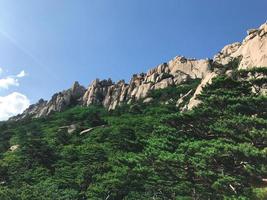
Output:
[
  {"xmin": 71, "ymin": 81, "xmax": 82, "ymax": 91},
  {"xmin": 214, "ymin": 21, "xmax": 267, "ymax": 69},
  {"xmin": 10, "ymin": 54, "xmax": 213, "ymax": 120},
  {"xmin": 10, "ymin": 21, "xmax": 267, "ymax": 120},
  {"xmin": 70, "ymin": 81, "xmax": 86, "ymax": 99},
  {"xmin": 10, "ymin": 82, "xmax": 86, "ymax": 121},
  {"xmin": 82, "ymin": 55, "xmax": 212, "ymax": 110},
  {"xmin": 8, "ymin": 98, "xmax": 48, "ymax": 121},
  {"xmin": 187, "ymin": 22, "xmax": 267, "ymax": 110},
  {"xmin": 37, "ymin": 98, "xmax": 46, "ymax": 104}
]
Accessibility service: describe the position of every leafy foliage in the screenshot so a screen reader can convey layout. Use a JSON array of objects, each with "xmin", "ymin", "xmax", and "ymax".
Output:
[{"xmin": 0, "ymin": 68, "xmax": 266, "ymax": 199}]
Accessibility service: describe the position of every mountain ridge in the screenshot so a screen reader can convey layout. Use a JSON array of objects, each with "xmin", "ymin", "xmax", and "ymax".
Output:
[{"xmin": 10, "ymin": 21, "xmax": 267, "ymax": 121}]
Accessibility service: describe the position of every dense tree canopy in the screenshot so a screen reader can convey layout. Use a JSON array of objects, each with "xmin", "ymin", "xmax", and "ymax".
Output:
[{"xmin": 0, "ymin": 68, "xmax": 266, "ymax": 200}]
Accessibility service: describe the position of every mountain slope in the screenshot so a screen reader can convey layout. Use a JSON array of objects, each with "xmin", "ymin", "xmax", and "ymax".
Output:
[
  {"xmin": 11, "ymin": 22, "xmax": 267, "ymax": 121},
  {"xmin": 0, "ymin": 67, "xmax": 266, "ymax": 199},
  {"xmin": 0, "ymin": 22, "xmax": 266, "ymax": 200}
]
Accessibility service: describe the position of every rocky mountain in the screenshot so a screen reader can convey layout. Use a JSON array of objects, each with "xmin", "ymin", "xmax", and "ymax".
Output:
[
  {"xmin": 214, "ymin": 23, "xmax": 267, "ymax": 69},
  {"xmin": 188, "ymin": 22, "xmax": 267, "ymax": 109},
  {"xmin": 82, "ymin": 56, "xmax": 211, "ymax": 110},
  {"xmin": 10, "ymin": 22, "xmax": 267, "ymax": 121},
  {"xmin": 10, "ymin": 81, "xmax": 86, "ymax": 120}
]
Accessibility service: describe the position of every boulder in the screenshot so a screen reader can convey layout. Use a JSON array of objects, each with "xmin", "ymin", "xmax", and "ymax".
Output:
[
  {"xmin": 9, "ymin": 144, "xmax": 19, "ymax": 152},
  {"xmin": 80, "ymin": 128, "xmax": 94, "ymax": 135},
  {"xmin": 143, "ymin": 97, "xmax": 153, "ymax": 103}
]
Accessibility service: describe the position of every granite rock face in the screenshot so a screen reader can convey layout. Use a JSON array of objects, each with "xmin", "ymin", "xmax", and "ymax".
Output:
[
  {"xmin": 187, "ymin": 22, "xmax": 267, "ymax": 109},
  {"xmin": 44, "ymin": 81, "xmax": 86, "ymax": 115},
  {"xmin": 9, "ymin": 98, "xmax": 48, "ymax": 120},
  {"xmin": 214, "ymin": 22, "xmax": 267, "ymax": 69},
  {"xmin": 10, "ymin": 22, "xmax": 267, "ymax": 120},
  {"xmin": 82, "ymin": 56, "xmax": 211, "ymax": 110},
  {"xmin": 11, "ymin": 82, "xmax": 86, "ymax": 120}
]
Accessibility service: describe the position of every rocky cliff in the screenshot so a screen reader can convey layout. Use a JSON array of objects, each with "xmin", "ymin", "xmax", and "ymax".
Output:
[
  {"xmin": 188, "ymin": 21, "xmax": 267, "ymax": 109},
  {"xmin": 82, "ymin": 56, "xmax": 211, "ymax": 111},
  {"xmin": 214, "ymin": 22, "xmax": 267, "ymax": 69},
  {"xmin": 10, "ymin": 81, "xmax": 86, "ymax": 120},
  {"xmin": 10, "ymin": 22, "xmax": 267, "ymax": 121}
]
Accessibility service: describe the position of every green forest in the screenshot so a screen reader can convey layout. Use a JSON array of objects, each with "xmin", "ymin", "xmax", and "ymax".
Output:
[{"xmin": 0, "ymin": 68, "xmax": 266, "ymax": 200}]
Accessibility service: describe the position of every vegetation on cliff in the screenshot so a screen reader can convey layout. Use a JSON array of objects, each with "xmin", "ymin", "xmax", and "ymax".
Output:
[{"xmin": 0, "ymin": 68, "xmax": 266, "ymax": 200}]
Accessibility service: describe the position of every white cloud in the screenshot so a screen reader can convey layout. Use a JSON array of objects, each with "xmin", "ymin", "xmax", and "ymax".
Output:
[
  {"xmin": 0, "ymin": 69, "xmax": 27, "ymax": 90},
  {"xmin": 0, "ymin": 77, "xmax": 19, "ymax": 89},
  {"xmin": 0, "ymin": 92, "xmax": 30, "ymax": 121},
  {"xmin": 16, "ymin": 70, "xmax": 27, "ymax": 78}
]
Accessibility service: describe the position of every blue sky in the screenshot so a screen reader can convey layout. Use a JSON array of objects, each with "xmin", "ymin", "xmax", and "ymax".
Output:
[{"xmin": 0, "ymin": 0, "xmax": 266, "ymax": 120}]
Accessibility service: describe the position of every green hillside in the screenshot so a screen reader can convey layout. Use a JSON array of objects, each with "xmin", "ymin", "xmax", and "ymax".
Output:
[{"xmin": 0, "ymin": 68, "xmax": 266, "ymax": 200}]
